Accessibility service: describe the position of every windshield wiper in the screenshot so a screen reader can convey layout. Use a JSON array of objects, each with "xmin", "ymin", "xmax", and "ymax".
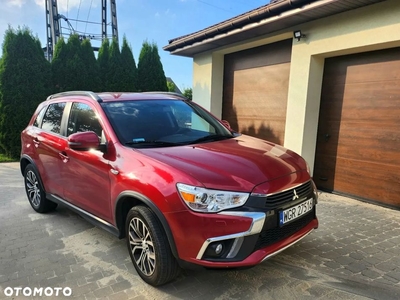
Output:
[
  {"xmin": 125, "ymin": 140, "xmax": 182, "ymax": 147},
  {"xmin": 189, "ymin": 134, "xmax": 230, "ymax": 144}
]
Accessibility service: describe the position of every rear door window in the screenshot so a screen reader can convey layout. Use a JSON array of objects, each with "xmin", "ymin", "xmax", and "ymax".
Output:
[
  {"xmin": 41, "ymin": 102, "xmax": 66, "ymax": 134},
  {"xmin": 33, "ymin": 107, "xmax": 47, "ymax": 127}
]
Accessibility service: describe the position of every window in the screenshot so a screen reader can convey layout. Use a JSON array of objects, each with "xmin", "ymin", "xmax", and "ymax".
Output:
[
  {"xmin": 41, "ymin": 103, "xmax": 66, "ymax": 134},
  {"xmin": 33, "ymin": 107, "xmax": 47, "ymax": 127},
  {"xmin": 102, "ymin": 100, "xmax": 232, "ymax": 146},
  {"xmin": 67, "ymin": 103, "xmax": 102, "ymax": 139}
]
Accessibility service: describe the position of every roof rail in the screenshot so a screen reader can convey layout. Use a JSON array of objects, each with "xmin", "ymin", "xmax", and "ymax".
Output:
[
  {"xmin": 46, "ymin": 91, "xmax": 103, "ymax": 102},
  {"xmin": 142, "ymin": 91, "xmax": 188, "ymax": 100}
]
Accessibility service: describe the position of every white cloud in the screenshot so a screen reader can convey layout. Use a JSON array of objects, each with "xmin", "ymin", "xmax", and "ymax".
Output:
[
  {"xmin": 33, "ymin": 0, "xmax": 96, "ymax": 12},
  {"xmin": 6, "ymin": 0, "xmax": 26, "ymax": 8}
]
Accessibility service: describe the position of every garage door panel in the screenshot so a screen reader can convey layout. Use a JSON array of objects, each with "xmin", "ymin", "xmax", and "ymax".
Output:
[
  {"xmin": 325, "ymin": 82, "xmax": 400, "ymax": 103},
  {"xmin": 314, "ymin": 47, "xmax": 400, "ymax": 207},
  {"xmin": 223, "ymin": 40, "xmax": 291, "ymax": 145},
  {"xmin": 323, "ymin": 49, "xmax": 400, "ymax": 81},
  {"xmin": 336, "ymin": 123, "xmax": 400, "ymax": 149},
  {"xmin": 313, "ymin": 154, "xmax": 336, "ymax": 188},
  {"xmin": 322, "ymin": 63, "xmax": 400, "ymax": 85},
  {"xmin": 334, "ymin": 158, "xmax": 400, "ymax": 207}
]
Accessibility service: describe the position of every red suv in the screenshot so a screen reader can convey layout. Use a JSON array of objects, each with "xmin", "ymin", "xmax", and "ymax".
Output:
[{"xmin": 21, "ymin": 91, "xmax": 318, "ymax": 286}]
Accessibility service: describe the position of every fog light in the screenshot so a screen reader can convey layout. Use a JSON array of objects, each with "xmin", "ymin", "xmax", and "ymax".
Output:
[
  {"xmin": 204, "ymin": 240, "xmax": 234, "ymax": 258},
  {"xmin": 215, "ymin": 243, "xmax": 223, "ymax": 255}
]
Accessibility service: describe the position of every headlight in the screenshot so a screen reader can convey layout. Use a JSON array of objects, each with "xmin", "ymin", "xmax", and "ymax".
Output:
[{"xmin": 176, "ymin": 183, "xmax": 249, "ymax": 213}]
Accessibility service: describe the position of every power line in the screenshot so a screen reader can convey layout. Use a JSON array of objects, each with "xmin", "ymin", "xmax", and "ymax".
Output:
[
  {"xmin": 64, "ymin": 18, "xmax": 104, "ymax": 26},
  {"xmin": 84, "ymin": 0, "xmax": 94, "ymax": 35},
  {"xmin": 196, "ymin": 0, "xmax": 233, "ymax": 14},
  {"xmin": 75, "ymin": 0, "xmax": 82, "ymax": 31}
]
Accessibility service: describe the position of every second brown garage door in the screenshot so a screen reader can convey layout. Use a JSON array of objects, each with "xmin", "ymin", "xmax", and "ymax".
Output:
[
  {"xmin": 314, "ymin": 47, "xmax": 400, "ymax": 208},
  {"xmin": 222, "ymin": 39, "xmax": 292, "ymax": 145}
]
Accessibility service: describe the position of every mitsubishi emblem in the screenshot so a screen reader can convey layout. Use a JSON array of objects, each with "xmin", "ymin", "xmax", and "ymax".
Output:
[{"xmin": 293, "ymin": 189, "xmax": 299, "ymax": 201}]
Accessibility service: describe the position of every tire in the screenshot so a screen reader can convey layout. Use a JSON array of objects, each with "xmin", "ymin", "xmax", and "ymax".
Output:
[
  {"xmin": 126, "ymin": 206, "xmax": 180, "ymax": 286},
  {"xmin": 24, "ymin": 164, "xmax": 57, "ymax": 213}
]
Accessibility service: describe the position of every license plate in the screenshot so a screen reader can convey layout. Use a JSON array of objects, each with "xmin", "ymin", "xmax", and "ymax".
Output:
[{"xmin": 279, "ymin": 199, "xmax": 314, "ymax": 226}]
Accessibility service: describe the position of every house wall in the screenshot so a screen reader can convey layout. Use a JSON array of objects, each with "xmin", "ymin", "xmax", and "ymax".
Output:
[{"xmin": 192, "ymin": 0, "xmax": 400, "ymax": 174}]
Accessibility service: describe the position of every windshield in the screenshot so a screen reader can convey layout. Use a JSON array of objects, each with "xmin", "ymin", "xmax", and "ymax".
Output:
[{"xmin": 101, "ymin": 99, "xmax": 233, "ymax": 148}]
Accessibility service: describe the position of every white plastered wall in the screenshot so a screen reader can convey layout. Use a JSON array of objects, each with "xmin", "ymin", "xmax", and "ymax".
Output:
[{"xmin": 192, "ymin": 0, "xmax": 400, "ymax": 174}]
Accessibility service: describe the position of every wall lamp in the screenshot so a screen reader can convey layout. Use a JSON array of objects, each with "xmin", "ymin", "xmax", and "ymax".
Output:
[{"xmin": 294, "ymin": 30, "xmax": 306, "ymax": 41}]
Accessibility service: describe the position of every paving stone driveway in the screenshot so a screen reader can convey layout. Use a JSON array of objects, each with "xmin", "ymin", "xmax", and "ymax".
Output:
[{"xmin": 0, "ymin": 162, "xmax": 400, "ymax": 299}]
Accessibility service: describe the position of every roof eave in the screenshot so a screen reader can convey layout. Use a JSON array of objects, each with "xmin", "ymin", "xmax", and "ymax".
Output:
[{"xmin": 164, "ymin": 0, "xmax": 387, "ymax": 57}]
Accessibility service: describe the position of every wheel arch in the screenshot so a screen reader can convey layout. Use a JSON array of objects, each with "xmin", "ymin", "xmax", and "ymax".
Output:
[
  {"xmin": 20, "ymin": 154, "xmax": 35, "ymax": 176},
  {"xmin": 114, "ymin": 191, "xmax": 179, "ymax": 259},
  {"xmin": 20, "ymin": 155, "xmax": 46, "ymax": 192}
]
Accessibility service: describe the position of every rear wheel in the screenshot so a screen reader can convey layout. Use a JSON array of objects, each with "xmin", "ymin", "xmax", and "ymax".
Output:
[
  {"xmin": 126, "ymin": 206, "xmax": 180, "ymax": 286},
  {"xmin": 24, "ymin": 164, "xmax": 57, "ymax": 213}
]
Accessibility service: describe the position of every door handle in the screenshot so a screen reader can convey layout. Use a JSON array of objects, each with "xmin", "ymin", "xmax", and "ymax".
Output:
[
  {"xmin": 59, "ymin": 152, "xmax": 69, "ymax": 163},
  {"xmin": 33, "ymin": 138, "xmax": 40, "ymax": 147}
]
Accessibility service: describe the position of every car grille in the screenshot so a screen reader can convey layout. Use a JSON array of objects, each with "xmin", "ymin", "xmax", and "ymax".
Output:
[
  {"xmin": 264, "ymin": 180, "xmax": 312, "ymax": 209},
  {"xmin": 254, "ymin": 209, "xmax": 315, "ymax": 251}
]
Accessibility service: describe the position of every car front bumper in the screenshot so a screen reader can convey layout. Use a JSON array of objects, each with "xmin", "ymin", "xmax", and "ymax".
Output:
[{"xmin": 167, "ymin": 206, "xmax": 318, "ymax": 268}]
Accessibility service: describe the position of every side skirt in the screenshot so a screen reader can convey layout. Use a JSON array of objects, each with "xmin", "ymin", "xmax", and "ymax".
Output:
[{"xmin": 47, "ymin": 193, "xmax": 120, "ymax": 237}]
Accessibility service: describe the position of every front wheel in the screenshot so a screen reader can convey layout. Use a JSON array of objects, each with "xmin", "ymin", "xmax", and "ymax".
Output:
[
  {"xmin": 24, "ymin": 164, "xmax": 57, "ymax": 213},
  {"xmin": 126, "ymin": 206, "xmax": 180, "ymax": 286}
]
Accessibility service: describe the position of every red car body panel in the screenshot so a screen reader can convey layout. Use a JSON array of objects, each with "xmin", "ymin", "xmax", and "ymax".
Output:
[
  {"xmin": 141, "ymin": 135, "xmax": 308, "ymax": 192},
  {"xmin": 185, "ymin": 219, "xmax": 318, "ymax": 267}
]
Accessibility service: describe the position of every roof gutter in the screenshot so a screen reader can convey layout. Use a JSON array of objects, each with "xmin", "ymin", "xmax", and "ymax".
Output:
[{"xmin": 163, "ymin": 0, "xmax": 317, "ymax": 52}]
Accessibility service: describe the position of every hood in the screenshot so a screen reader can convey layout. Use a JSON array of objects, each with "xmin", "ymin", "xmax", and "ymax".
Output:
[{"xmin": 139, "ymin": 135, "xmax": 307, "ymax": 192}]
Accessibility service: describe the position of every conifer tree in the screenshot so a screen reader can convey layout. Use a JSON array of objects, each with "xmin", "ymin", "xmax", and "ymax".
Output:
[
  {"xmin": 81, "ymin": 38, "xmax": 100, "ymax": 91},
  {"xmin": 120, "ymin": 36, "xmax": 137, "ymax": 92},
  {"xmin": 108, "ymin": 38, "xmax": 122, "ymax": 91},
  {"xmin": 51, "ymin": 37, "xmax": 68, "ymax": 92},
  {"xmin": 64, "ymin": 34, "xmax": 86, "ymax": 90},
  {"xmin": 137, "ymin": 41, "xmax": 167, "ymax": 92},
  {"xmin": 97, "ymin": 39, "xmax": 110, "ymax": 91},
  {"xmin": 0, "ymin": 27, "xmax": 51, "ymax": 158}
]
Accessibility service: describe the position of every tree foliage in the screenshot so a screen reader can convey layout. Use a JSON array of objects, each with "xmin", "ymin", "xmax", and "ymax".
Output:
[
  {"xmin": 167, "ymin": 81, "xmax": 176, "ymax": 92},
  {"xmin": 108, "ymin": 38, "xmax": 122, "ymax": 91},
  {"xmin": 120, "ymin": 36, "xmax": 137, "ymax": 92},
  {"xmin": 0, "ymin": 26, "xmax": 52, "ymax": 158},
  {"xmin": 63, "ymin": 34, "xmax": 87, "ymax": 90},
  {"xmin": 80, "ymin": 39, "xmax": 100, "ymax": 91},
  {"xmin": 183, "ymin": 88, "xmax": 192, "ymax": 100},
  {"xmin": 137, "ymin": 41, "xmax": 167, "ymax": 92},
  {"xmin": 52, "ymin": 36, "xmax": 99, "ymax": 92},
  {"xmin": 97, "ymin": 39, "xmax": 110, "ymax": 91},
  {"xmin": 51, "ymin": 37, "xmax": 68, "ymax": 92}
]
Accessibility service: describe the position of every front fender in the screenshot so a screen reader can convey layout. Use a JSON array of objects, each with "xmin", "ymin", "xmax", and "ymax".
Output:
[{"xmin": 114, "ymin": 191, "xmax": 179, "ymax": 259}]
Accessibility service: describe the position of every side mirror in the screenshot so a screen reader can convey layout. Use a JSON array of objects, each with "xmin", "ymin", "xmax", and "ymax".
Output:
[
  {"xmin": 68, "ymin": 131, "xmax": 100, "ymax": 151},
  {"xmin": 221, "ymin": 120, "xmax": 232, "ymax": 130}
]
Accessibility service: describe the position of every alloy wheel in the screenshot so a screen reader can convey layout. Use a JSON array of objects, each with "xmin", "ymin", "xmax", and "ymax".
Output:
[
  {"xmin": 26, "ymin": 170, "xmax": 41, "ymax": 208},
  {"xmin": 128, "ymin": 217, "xmax": 156, "ymax": 276}
]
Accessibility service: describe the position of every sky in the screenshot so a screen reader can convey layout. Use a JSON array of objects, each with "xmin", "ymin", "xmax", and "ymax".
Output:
[{"xmin": 0, "ymin": 0, "xmax": 270, "ymax": 91}]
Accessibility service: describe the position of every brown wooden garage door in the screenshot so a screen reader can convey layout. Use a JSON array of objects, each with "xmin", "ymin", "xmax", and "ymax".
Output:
[
  {"xmin": 314, "ymin": 47, "xmax": 400, "ymax": 208},
  {"xmin": 222, "ymin": 39, "xmax": 292, "ymax": 145}
]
